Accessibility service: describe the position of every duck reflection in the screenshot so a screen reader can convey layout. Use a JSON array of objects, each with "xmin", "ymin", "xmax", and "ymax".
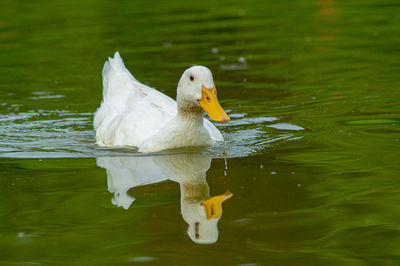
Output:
[{"xmin": 96, "ymin": 153, "xmax": 232, "ymax": 244}]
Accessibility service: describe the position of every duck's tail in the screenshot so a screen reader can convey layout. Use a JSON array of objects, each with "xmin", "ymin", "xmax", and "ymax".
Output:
[{"xmin": 102, "ymin": 51, "xmax": 137, "ymax": 99}]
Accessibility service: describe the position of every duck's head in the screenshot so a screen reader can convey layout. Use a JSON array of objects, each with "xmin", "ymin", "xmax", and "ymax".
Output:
[{"xmin": 177, "ymin": 66, "xmax": 230, "ymax": 123}]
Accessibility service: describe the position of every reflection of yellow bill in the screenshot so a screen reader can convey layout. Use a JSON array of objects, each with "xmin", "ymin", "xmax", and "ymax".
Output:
[
  {"xmin": 201, "ymin": 191, "xmax": 233, "ymax": 220},
  {"xmin": 198, "ymin": 86, "xmax": 230, "ymax": 123}
]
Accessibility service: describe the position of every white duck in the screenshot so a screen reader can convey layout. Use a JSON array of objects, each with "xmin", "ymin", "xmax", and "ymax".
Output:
[{"xmin": 94, "ymin": 52, "xmax": 230, "ymax": 153}]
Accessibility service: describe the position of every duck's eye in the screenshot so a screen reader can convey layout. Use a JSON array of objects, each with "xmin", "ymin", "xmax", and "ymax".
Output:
[{"xmin": 190, "ymin": 75, "xmax": 194, "ymax": 81}]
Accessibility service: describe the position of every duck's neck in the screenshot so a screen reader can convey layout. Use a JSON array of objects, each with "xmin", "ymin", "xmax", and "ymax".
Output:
[
  {"xmin": 181, "ymin": 181, "xmax": 210, "ymax": 201},
  {"xmin": 177, "ymin": 100, "xmax": 204, "ymax": 126}
]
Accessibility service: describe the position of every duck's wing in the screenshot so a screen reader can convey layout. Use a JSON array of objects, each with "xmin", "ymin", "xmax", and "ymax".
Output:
[
  {"xmin": 101, "ymin": 52, "xmax": 176, "ymax": 110},
  {"xmin": 94, "ymin": 52, "xmax": 178, "ymax": 147}
]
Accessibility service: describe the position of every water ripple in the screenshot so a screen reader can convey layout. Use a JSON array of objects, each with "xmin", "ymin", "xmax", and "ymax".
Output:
[{"xmin": 0, "ymin": 110, "xmax": 304, "ymax": 158}]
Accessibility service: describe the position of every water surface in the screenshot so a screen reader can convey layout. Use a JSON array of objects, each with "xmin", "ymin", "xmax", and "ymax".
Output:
[{"xmin": 1, "ymin": 0, "xmax": 400, "ymax": 264}]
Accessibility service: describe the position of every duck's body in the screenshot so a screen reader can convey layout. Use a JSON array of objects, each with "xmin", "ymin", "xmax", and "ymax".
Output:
[{"xmin": 94, "ymin": 52, "xmax": 229, "ymax": 153}]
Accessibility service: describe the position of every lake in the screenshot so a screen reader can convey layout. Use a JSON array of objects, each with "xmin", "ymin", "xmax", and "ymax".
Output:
[{"xmin": 1, "ymin": 0, "xmax": 400, "ymax": 264}]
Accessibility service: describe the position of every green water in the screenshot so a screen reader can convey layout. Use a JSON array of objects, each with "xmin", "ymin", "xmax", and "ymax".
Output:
[{"xmin": 1, "ymin": 0, "xmax": 400, "ymax": 264}]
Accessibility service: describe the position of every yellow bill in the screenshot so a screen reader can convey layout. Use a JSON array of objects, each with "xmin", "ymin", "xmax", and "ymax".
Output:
[
  {"xmin": 201, "ymin": 191, "xmax": 233, "ymax": 220},
  {"xmin": 198, "ymin": 86, "xmax": 230, "ymax": 123}
]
